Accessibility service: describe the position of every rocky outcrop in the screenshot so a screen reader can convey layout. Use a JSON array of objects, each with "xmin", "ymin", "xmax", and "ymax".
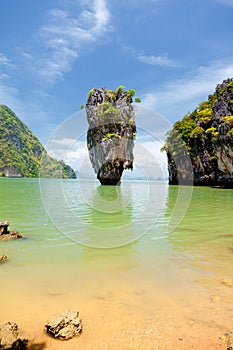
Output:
[
  {"xmin": 0, "ymin": 221, "xmax": 23, "ymax": 240},
  {"xmin": 45, "ymin": 309, "xmax": 82, "ymax": 340},
  {"xmin": 86, "ymin": 87, "xmax": 136, "ymax": 185},
  {"xmin": 0, "ymin": 322, "xmax": 29, "ymax": 349},
  {"xmin": 163, "ymin": 78, "xmax": 233, "ymax": 187}
]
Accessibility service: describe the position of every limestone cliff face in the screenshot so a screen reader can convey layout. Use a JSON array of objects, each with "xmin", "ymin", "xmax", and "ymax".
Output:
[
  {"xmin": 163, "ymin": 79, "xmax": 233, "ymax": 187},
  {"xmin": 86, "ymin": 87, "xmax": 136, "ymax": 185},
  {"xmin": 213, "ymin": 80, "xmax": 233, "ymax": 182}
]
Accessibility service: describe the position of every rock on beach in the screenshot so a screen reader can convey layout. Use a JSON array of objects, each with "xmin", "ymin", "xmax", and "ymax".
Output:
[{"xmin": 45, "ymin": 309, "xmax": 82, "ymax": 340}]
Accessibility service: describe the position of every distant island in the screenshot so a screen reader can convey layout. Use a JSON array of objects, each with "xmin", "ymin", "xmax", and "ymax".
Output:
[
  {"xmin": 0, "ymin": 105, "xmax": 76, "ymax": 178},
  {"xmin": 162, "ymin": 78, "xmax": 233, "ymax": 188}
]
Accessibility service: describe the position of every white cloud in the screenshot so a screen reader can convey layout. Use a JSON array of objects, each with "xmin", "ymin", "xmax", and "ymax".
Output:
[
  {"xmin": 46, "ymin": 137, "xmax": 89, "ymax": 170},
  {"xmin": 135, "ymin": 141, "xmax": 167, "ymax": 175},
  {"xmin": 121, "ymin": 140, "xmax": 167, "ymax": 180},
  {"xmin": 137, "ymin": 54, "xmax": 177, "ymax": 67},
  {"xmin": 142, "ymin": 61, "xmax": 233, "ymax": 118},
  {"xmin": 65, "ymin": 147, "xmax": 89, "ymax": 169},
  {"xmin": 50, "ymin": 137, "xmax": 78, "ymax": 147},
  {"xmin": 38, "ymin": 0, "xmax": 111, "ymax": 84},
  {"xmin": 0, "ymin": 53, "xmax": 11, "ymax": 66}
]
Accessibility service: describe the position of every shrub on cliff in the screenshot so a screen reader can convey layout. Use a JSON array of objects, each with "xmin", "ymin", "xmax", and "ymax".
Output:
[{"xmin": 162, "ymin": 78, "xmax": 233, "ymax": 186}]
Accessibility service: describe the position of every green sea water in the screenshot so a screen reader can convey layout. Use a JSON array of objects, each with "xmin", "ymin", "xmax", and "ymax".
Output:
[{"xmin": 0, "ymin": 178, "xmax": 232, "ymax": 337}]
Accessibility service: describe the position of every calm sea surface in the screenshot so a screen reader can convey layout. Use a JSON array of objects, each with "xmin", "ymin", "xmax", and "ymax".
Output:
[{"xmin": 0, "ymin": 178, "xmax": 232, "ymax": 347}]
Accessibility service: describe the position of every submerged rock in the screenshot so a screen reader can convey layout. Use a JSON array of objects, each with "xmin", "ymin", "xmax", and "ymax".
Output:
[
  {"xmin": 86, "ymin": 87, "xmax": 137, "ymax": 185},
  {"xmin": 45, "ymin": 309, "xmax": 82, "ymax": 340},
  {"xmin": 0, "ymin": 222, "xmax": 22, "ymax": 240},
  {"xmin": 0, "ymin": 322, "xmax": 29, "ymax": 350},
  {"xmin": 163, "ymin": 78, "xmax": 233, "ymax": 187}
]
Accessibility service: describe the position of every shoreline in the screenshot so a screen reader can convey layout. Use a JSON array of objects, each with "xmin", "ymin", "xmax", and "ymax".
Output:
[{"xmin": 0, "ymin": 277, "xmax": 232, "ymax": 350}]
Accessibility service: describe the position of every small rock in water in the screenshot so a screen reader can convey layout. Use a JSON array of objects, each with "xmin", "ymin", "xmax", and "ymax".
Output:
[
  {"xmin": 0, "ymin": 221, "xmax": 10, "ymax": 235},
  {"xmin": 0, "ymin": 221, "xmax": 23, "ymax": 240},
  {"xmin": 0, "ymin": 255, "xmax": 8, "ymax": 263},
  {"xmin": 9, "ymin": 230, "xmax": 23, "ymax": 239},
  {"xmin": 0, "ymin": 321, "xmax": 29, "ymax": 349},
  {"xmin": 45, "ymin": 309, "xmax": 82, "ymax": 340}
]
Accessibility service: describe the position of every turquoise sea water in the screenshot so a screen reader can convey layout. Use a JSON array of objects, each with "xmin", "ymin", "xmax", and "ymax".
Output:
[{"xmin": 0, "ymin": 178, "xmax": 232, "ymax": 347}]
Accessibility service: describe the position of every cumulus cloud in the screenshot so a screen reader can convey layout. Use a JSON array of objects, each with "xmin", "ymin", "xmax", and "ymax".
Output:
[
  {"xmin": 37, "ymin": 0, "xmax": 111, "ymax": 84},
  {"xmin": 45, "ymin": 136, "xmax": 89, "ymax": 171},
  {"xmin": 65, "ymin": 146, "xmax": 89, "ymax": 169},
  {"xmin": 132, "ymin": 140, "xmax": 168, "ymax": 179}
]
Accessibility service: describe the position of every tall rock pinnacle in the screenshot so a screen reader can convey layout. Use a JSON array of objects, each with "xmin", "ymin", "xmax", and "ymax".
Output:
[{"xmin": 86, "ymin": 87, "xmax": 137, "ymax": 185}]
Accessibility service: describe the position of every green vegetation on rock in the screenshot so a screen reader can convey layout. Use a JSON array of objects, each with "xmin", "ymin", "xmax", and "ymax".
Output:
[
  {"xmin": 162, "ymin": 78, "xmax": 233, "ymax": 186},
  {"xmin": 162, "ymin": 85, "xmax": 228, "ymax": 157},
  {"xmin": 96, "ymin": 101, "xmax": 121, "ymax": 124},
  {"xmin": 0, "ymin": 105, "xmax": 76, "ymax": 178},
  {"xmin": 86, "ymin": 86, "xmax": 136, "ymax": 185},
  {"xmin": 86, "ymin": 86, "xmax": 141, "ymax": 106}
]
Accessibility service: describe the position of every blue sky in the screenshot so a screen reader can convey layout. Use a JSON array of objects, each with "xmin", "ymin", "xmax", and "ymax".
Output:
[{"xmin": 1, "ymin": 0, "xmax": 233, "ymax": 174}]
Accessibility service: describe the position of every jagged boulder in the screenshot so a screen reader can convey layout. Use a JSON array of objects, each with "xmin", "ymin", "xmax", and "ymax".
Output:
[
  {"xmin": 0, "ymin": 255, "xmax": 8, "ymax": 263},
  {"xmin": 0, "ymin": 222, "xmax": 22, "ymax": 240},
  {"xmin": 163, "ymin": 78, "xmax": 233, "ymax": 187},
  {"xmin": 45, "ymin": 309, "xmax": 82, "ymax": 340},
  {"xmin": 0, "ymin": 222, "xmax": 9, "ymax": 235},
  {"xmin": 86, "ymin": 87, "xmax": 137, "ymax": 185},
  {"xmin": 0, "ymin": 322, "xmax": 29, "ymax": 350}
]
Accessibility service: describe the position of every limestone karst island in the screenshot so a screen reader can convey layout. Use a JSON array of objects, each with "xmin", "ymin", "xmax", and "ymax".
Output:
[
  {"xmin": 0, "ymin": 105, "xmax": 76, "ymax": 179},
  {"xmin": 163, "ymin": 78, "xmax": 233, "ymax": 188},
  {"xmin": 86, "ymin": 86, "xmax": 138, "ymax": 185},
  {"xmin": 0, "ymin": 79, "xmax": 232, "ymax": 188}
]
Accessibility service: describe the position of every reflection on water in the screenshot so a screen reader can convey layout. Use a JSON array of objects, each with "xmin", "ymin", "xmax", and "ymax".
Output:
[
  {"xmin": 0, "ymin": 178, "xmax": 232, "ymax": 347},
  {"xmin": 39, "ymin": 178, "xmax": 168, "ymax": 247},
  {"xmin": 1, "ymin": 179, "xmax": 232, "ymax": 284},
  {"xmin": 78, "ymin": 184, "xmax": 135, "ymax": 248}
]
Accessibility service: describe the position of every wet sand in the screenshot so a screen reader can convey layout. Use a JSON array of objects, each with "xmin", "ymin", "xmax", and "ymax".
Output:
[{"xmin": 0, "ymin": 271, "xmax": 232, "ymax": 350}]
